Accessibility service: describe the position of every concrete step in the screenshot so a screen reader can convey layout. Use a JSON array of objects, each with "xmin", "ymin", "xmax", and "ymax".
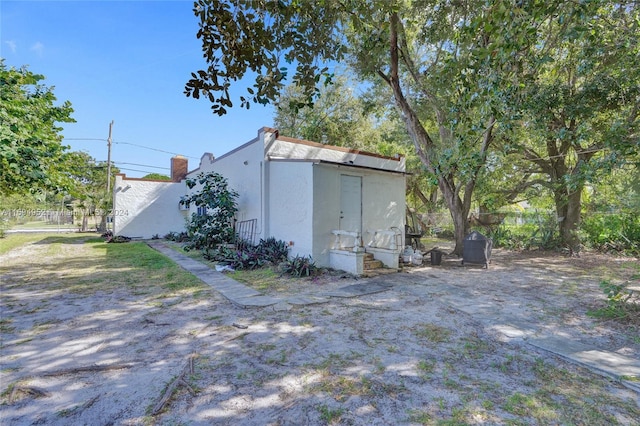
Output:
[{"xmin": 364, "ymin": 259, "xmax": 383, "ymax": 270}]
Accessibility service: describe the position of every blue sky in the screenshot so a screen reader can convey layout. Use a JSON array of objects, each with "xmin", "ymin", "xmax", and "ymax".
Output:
[{"xmin": 1, "ymin": 0, "xmax": 275, "ymax": 178}]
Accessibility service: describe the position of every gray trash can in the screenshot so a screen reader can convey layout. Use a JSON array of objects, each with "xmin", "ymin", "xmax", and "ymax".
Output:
[
  {"xmin": 462, "ymin": 231, "xmax": 492, "ymax": 268},
  {"xmin": 426, "ymin": 248, "xmax": 445, "ymax": 266}
]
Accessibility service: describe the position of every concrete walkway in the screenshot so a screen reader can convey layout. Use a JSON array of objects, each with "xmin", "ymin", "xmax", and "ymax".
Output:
[
  {"xmin": 148, "ymin": 241, "xmax": 640, "ymax": 395},
  {"xmin": 149, "ymin": 242, "xmax": 385, "ymax": 309}
]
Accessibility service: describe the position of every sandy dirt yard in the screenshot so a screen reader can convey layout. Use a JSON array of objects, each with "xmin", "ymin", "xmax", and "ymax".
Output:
[{"xmin": 1, "ymin": 236, "xmax": 639, "ymax": 425}]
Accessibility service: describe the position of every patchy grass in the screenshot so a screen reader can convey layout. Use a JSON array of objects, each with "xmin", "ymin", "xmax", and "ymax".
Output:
[
  {"xmin": 1, "ymin": 234, "xmax": 205, "ymax": 299},
  {"xmin": 317, "ymin": 404, "xmax": 344, "ymax": 424},
  {"xmin": 0, "ymin": 233, "xmax": 89, "ymax": 255},
  {"xmin": 412, "ymin": 323, "xmax": 452, "ymax": 343},
  {"xmin": 522, "ymin": 358, "xmax": 640, "ymax": 424},
  {"xmin": 227, "ymin": 267, "xmax": 288, "ymax": 292}
]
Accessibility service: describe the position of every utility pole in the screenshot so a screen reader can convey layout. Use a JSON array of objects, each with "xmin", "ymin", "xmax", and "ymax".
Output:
[
  {"xmin": 104, "ymin": 120, "xmax": 114, "ymax": 233},
  {"xmin": 107, "ymin": 120, "xmax": 114, "ymax": 193}
]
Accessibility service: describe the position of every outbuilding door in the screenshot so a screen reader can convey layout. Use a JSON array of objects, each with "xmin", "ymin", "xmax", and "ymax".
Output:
[{"xmin": 339, "ymin": 175, "xmax": 362, "ymax": 233}]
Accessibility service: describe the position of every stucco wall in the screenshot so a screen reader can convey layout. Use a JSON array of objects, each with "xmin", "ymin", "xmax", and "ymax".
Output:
[
  {"xmin": 312, "ymin": 163, "xmax": 406, "ymax": 267},
  {"xmin": 112, "ymin": 175, "xmax": 187, "ymax": 239},
  {"xmin": 312, "ymin": 165, "xmax": 342, "ymax": 266},
  {"xmin": 185, "ymin": 132, "xmax": 269, "ymax": 241},
  {"xmin": 361, "ymin": 170, "xmax": 406, "ymax": 247},
  {"xmin": 268, "ymin": 161, "xmax": 314, "ymax": 259}
]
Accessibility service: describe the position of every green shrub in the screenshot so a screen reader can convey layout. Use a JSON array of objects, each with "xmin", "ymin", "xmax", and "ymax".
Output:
[
  {"xmin": 163, "ymin": 231, "xmax": 189, "ymax": 242},
  {"xmin": 581, "ymin": 212, "xmax": 640, "ymax": 255},
  {"xmin": 488, "ymin": 225, "xmax": 521, "ymax": 250},
  {"xmin": 526, "ymin": 214, "xmax": 560, "ymax": 250},
  {"xmin": 181, "ymin": 172, "xmax": 238, "ymax": 251},
  {"xmin": 587, "ymin": 280, "xmax": 640, "ymax": 324},
  {"xmin": 208, "ymin": 238, "xmax": 290, "ymax": 271},
  {"xmin": 256, "ymin": 237, "xmax": 289, "ymax": 264},
  {"xmin": 281, "ymin": 255, "xmax": 318, "ymax": 277},
  {"xmin": 228, "ymin": 247, "xmax": 267, "ymax": 270}
]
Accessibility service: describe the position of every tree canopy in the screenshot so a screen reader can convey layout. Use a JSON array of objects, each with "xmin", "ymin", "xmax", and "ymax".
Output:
[
  {"xmin": 142, "ymin": 173, "xmax": 172, "ymax": 181},
  {"xmin": 57, "ymin": 151, "xmax": 119, "ymax": 231},
  {"xmin": 0, "ymin": 61, "xmax": 75, "ymax": 195},
  {"xmin": 186, "ymin": 0, "xmax": 639, "ymax": 254}
]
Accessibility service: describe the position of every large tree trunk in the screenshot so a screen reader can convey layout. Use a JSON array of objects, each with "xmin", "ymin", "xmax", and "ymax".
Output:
[
  {"xmin": 439, "ymin": 179, "xmax": 472, "ymax": 255},
  {"xmin": 554, "ymin": 184, "xmax": 583, "ymax": 255},
  {"xmin": 380, "ymin": 13, "xmax": 492, "ymax": 256}
]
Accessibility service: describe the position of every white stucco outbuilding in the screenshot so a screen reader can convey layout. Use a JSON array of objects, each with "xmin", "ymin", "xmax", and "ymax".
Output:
[{"xmin": 113, "ymin": 127, "xmax": 407, "ymax": 274}]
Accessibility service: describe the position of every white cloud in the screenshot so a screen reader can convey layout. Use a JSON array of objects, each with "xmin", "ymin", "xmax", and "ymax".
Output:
[
  {"xmin": 5, "ymin": 40, "xmax": 17, "ymax": 53},
  {"xmin": 30, "ymin": 41, "xmax": 44, "ymax": 56}
]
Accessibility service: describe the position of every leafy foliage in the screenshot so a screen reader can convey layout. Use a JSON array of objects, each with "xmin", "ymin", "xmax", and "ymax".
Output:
[
  {"xmin": 587, "ymin": 280, "xmax": 640, "ymax": 324},
  {"xmin": 0, "ymin": 61, "xmax": 75, "ymax": 195},
  {"xmin": 255, "ymin": 237, "xmax": 289, "ymax": 264},
  {"xmin": 581, "ymin": 213, "xmax": 640, "ymax": 256},
  {"xmin": 274, "ymin": 74, "xmax": 403, "ymax": 152},
  {"xmin": 180, "ymin": 172, "xmax": 238, "ymax": 250},
  {"xmin": 206, "ymin": 237, "xmax": 290, "ymax": 271},
  {"xmin": 141, "ymin": 173, "xmax": 171, "ymax": 181},
  {"xmin": 281, "ymin": 255, "xmax": 318, "ymax": 277},
  {"xmin": 186, "ymin": 1, "xmax": 639, "ymax": 256},
  {"xmin": 58, "ymin": 151, "xmax": 118, "ymax": 232},
  {"xmin": 494, "ymin": 1, "xmax": 640, "ymax": 251},
  {"xmin": 163, "ymin": 231, "xmax": 189, "ymax": 242}
]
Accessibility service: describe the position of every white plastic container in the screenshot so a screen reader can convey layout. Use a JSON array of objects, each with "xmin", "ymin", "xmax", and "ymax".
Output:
[
  {"xmin": 412, "ymin": 250, "xmax": 423, "ymax": 265},
  {"xmin": 402, "ymin": 246, "xmax": 413, "ymax": 263}
]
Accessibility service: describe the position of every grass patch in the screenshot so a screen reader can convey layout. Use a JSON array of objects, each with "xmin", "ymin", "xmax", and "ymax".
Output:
[
  {"xmin": 407, "ymin": 409, "xmax": 432, "ymax": 425},
  {"xmin": 228, "ymin": 267, "xmax": 285, "ymax": 291},
  {"xmin": 0, "ymin": 233, "xmax": 86, "ymax": 255},
  {"xmin": 587, "ymin": 280, "xmax": 640, "ymax": 326},
  {"xmin": 100, "ymin": 241, "xmax": 204, "ymax": 293},
  {"xmin": 1, "ymin": 235, "xmax": 205, "ymax": 298},
  {"xmin": 317, "ymin": 404, "xmax": 344, "ymax": 424},
  {"xmin": 417, "ymin": 359, "xmax": 436, "ymax": 376},
  {"xmin": 524, "ymin": 358, "xmax": 640, "ymax": 424},
  {"xmin": 312, "ymin": 374, "xmax": 372, "ymax": 402},
  {"xmin": 412, "ymin": 323, "xmax": 452, "ymax": 343}
]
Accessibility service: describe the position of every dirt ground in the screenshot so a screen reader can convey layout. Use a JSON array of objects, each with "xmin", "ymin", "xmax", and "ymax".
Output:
[{"xmin": 1, "ymin": 239, "xmax": 639, "ymax": 425}]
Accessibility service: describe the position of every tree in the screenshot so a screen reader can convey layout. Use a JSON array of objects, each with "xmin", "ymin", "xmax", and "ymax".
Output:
[
  {"xmin": 0, "ymin": 61, "xmax": 75, "ymax": 195},
  {"xmin": 495, "ymin": 1, "xmax": 640, "ymax": 252},
  {"xmin": 185, "ymin": 0, "xmax": 516, "ymax": 255},
  {"xmin": 57, "ymin": 151, "xmax": 118, "ymax": 232},
  {"xmin": 180, "ymin": 171, "xmax": 239, "ymax": 250},
  {"xmin": 141, "ymin": 173, "xmax": 171, "ymax": 181},
  {"xmin": 275, "ymin": 73, "xmax": 381, "ymax": 150}
]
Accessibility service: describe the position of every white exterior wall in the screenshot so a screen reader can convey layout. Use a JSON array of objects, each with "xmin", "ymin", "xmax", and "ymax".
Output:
[
  {"xmin": 112, "ymin": 174, "xmax": 187, "ymax": 239},
  {"xmin": 184, "ymin": 129, "xmax": 276, "ymax": 242},
  {"xmin": 112, "ymin": 127, "xmax": 405, "ymax": 274},
  {"xmin": 361, "ymin": 170, "xmax": 406, "ymax": 247},
  {"xmin": 312, "ymin": 165, "xmax": 342, "ymax": 267},
  {"xmin": 268, "ymin": 161, "xmax": 314, "ymax": 258},
  {"xmin": 312, "ymin": 163, "xmax": 406, "ymax": 268}
]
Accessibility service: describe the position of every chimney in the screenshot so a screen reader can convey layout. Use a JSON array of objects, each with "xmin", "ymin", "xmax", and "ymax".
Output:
[{"xmin": 171, "ymin": 156, "xmax": 188, "ymax": 182}]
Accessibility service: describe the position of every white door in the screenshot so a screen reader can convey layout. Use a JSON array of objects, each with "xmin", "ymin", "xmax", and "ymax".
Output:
[{"xmin": 339, "ymin": 175, "xmax": 362, "ymax": 232}]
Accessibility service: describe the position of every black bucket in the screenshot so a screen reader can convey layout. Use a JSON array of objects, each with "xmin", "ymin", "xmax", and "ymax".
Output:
[{"xmin": 429, "ymin": 250, "xmax": 443, "ymax": 266}]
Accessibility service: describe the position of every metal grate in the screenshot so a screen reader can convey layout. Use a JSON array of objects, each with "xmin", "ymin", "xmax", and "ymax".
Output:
[{"xmin": 235, "ymin": 219, "xmax": 257, "ymax": 245}]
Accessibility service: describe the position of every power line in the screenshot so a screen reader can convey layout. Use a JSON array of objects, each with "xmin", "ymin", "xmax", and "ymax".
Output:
[
  {"xmin": 113, "ymin": 162, "xmax": 169, "ymax": 170},
  {"xmin": 64, "ymin": 137, "xmax": 200, "ymax": 159},
  {"xmin": 117, "ymin": 167, "xmax": 168, "ymax": 174},
  {"xmin": 113, "ymin": 140, "xmax": 200, "ymax": 159}
]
